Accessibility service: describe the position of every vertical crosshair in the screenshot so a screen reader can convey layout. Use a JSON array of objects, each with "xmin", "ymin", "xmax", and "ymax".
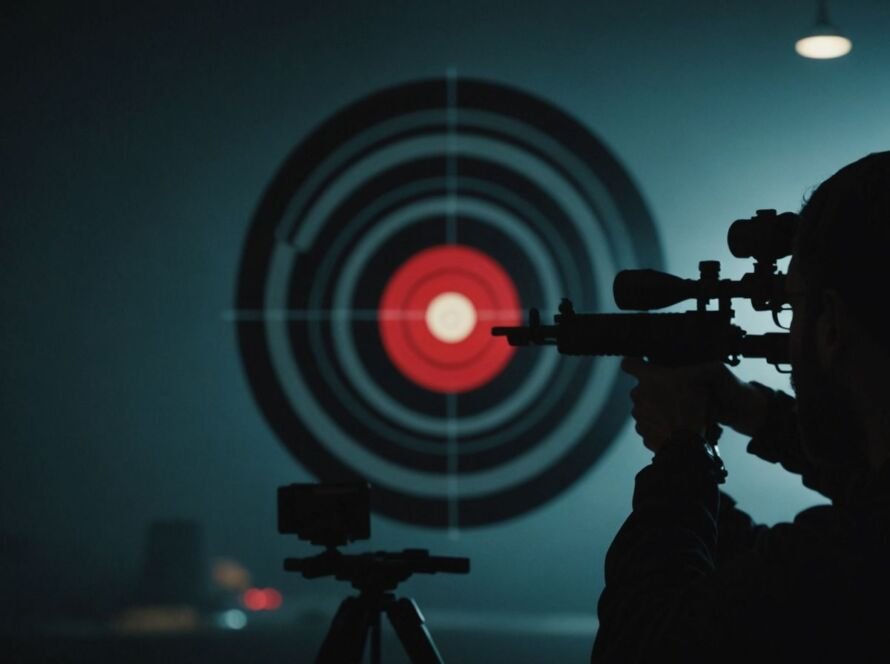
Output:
[
  {"xmin": 445, "ymin": 67, "xmax": 460, "ymax": 538},
  {"xmin": 446, "ymin": 392, "xmax": 459, "ymax": 538},
  {"xmin": 446, "ymin": 67, "xmax": 458, "ymax": 244}
]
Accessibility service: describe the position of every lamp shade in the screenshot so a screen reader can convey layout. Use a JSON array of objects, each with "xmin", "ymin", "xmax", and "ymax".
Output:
[{"xmin": 795, "ymin": 1, "xmax": 852, "ymax": 59}]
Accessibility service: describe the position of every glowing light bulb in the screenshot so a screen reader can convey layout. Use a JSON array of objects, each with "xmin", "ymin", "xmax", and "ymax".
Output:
[
  {"xmin": 795, "ymin": 34, "xmax": 852, "ymax": 59},
  {"xmin": 796, "ymin": 1, "xmax": 852, "ymax": 60}
]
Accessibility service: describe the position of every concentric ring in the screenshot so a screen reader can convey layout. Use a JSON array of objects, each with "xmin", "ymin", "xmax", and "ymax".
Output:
[
  {"xmin": 379, "ymin": 245, "xmax": 520, "ymax": 393},
  {"xmin": 235, "ymin": 77, "xmax": 663, "ymax": 527}
]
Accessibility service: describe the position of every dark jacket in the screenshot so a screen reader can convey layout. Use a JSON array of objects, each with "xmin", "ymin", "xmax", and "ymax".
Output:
[{"xmin": 591, "ymin": 384, "xmax": 890, "ymax": 663}]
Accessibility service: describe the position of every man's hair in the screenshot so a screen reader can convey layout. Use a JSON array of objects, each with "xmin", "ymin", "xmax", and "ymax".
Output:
[{"xmin": 797, "ymin": 151, "xmax": 890, "ymax": 350}]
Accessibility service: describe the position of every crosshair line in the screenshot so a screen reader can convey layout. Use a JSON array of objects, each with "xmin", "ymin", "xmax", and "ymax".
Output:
[
  {"xmin": 446, "ymin": 67, "xmax": 458, "ymax": 245},
  {"xmin": 446, "ymin": 391, "xmax": 460, "ymax": 539},
  {"xmin": 221, "ymin": 308, "xmax": 522, "ymax": 322}
]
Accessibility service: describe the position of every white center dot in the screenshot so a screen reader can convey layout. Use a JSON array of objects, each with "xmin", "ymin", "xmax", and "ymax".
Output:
[{"xmin": 425, "ymin": 292, "xmax": 477, "ymax": 343}]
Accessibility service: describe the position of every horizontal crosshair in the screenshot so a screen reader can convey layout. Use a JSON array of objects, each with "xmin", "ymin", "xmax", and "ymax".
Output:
[{"xmin": 221, "ymin": 308, "xmax": 522, "ymax": 322}]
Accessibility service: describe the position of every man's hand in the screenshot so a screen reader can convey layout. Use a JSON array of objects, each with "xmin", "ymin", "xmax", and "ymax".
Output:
[
  {"xmin": 621, "ymin": 358, "xmax": 770, "ymax": 453},
  {"xmin": 622, "ymin": 358, "xmax": 712, "ymax": 452}
]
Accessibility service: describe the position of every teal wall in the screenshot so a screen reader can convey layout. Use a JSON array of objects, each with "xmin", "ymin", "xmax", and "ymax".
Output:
[{"xmin": 3, "ymin": 0, "xmax": 889, "ymax": 657}]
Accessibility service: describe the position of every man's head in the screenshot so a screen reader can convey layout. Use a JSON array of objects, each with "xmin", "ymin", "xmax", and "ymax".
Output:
[
  {"xmin": 787, "ymin": 151, "xmax": 890, "ymax": 474},
  {"xmin": 795, "ymin": 151, "xmax": 890, "ymax": 346}
]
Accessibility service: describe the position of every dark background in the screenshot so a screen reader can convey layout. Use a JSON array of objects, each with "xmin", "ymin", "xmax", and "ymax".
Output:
[{"xmin": 3, "ymin": 1, "xmax": 889, "ymax": 661}]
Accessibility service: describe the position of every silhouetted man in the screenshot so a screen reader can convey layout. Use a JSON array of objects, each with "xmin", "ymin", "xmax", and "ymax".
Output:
[{"xmin": 591, "ymin": 152, "xmax": 890, "ymax": 662}]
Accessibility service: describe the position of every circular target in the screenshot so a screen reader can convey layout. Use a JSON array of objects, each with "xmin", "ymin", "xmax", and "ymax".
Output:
[
  {"xmin": 235, "ymin": 76, "xmax": 663, "ymax": 528},
  {"xmin": 378, "ymin": 245, "xmax": 520, "ymax": 393}
]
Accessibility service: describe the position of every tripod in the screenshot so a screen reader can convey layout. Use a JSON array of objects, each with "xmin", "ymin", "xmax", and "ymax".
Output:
[{"xmin": 284, "ymin": 548, "xmax": 470, "ymax": 664}]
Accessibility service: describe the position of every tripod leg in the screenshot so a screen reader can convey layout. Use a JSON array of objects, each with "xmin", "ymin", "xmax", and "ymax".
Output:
[
  {"xmin": 316, "ymin": 596, "xmax": 370, "ymax": 664},
  {"xmin": 386, "ymin": 597, "xmax": 444, "ymax": 664},
  {"xmin": 370, "ymin": 609, "xmax": 382, "ymax": 664}
]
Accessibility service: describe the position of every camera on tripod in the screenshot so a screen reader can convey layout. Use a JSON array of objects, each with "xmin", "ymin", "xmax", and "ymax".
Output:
[
  {"xmin": 278, "ymin": 481, "xmax": 470, "ymax": 664},
  {"xmin": 278, "ymin": 482, "xmax": 371, "ymax": 548}
]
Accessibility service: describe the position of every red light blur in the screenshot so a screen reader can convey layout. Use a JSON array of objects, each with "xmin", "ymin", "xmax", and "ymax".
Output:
[
  {"xmin": 241, "ymin": 587, "xmax": 283, "ymax": 611},
  {"xmin": 263, "ymin": 588, "xmax": 283, "ymax": 611},
  {"xmin": 242, "ymin": 588, "xmax": 266, "ymax": 611}
]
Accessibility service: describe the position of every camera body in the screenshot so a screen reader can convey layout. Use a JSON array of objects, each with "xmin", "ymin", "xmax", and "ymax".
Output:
[{"xmin": 277, "ymin": 481, "xmax": 371, "ymax": 548}]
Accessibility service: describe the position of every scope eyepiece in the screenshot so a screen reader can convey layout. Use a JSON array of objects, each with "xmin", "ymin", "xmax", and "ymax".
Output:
[{"xmin": 727, "ymin": 209, "xmax": 799, "ymax": 262}]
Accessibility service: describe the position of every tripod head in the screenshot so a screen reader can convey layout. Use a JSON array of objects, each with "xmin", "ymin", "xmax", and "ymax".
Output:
[
  {"xmin": 278, "ymin": 481, "xmax": 470, "ymax": 594},
  {"xmin": 284, "ymin": 548, "xmax": 470, "ymax": 596},
  {"xmin": 277, "ymin": 482, "xmax": 470, "ymax": 663}
]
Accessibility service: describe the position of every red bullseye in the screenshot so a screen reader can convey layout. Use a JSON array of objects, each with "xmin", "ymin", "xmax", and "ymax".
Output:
[{"xmin": 379, "ymin": 245, "xmax": 521, "ymax": 393}]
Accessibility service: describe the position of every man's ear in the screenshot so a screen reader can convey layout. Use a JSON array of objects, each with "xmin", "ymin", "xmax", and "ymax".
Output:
[{"xmin": 816, "ymin": 289, "xmax": 846, "ymax": 370}]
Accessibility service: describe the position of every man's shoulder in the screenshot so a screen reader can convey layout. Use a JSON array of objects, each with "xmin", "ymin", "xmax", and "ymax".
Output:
[{"xmin": 768, "ymin": 501, "xmax": 890, "ymax": 569}]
